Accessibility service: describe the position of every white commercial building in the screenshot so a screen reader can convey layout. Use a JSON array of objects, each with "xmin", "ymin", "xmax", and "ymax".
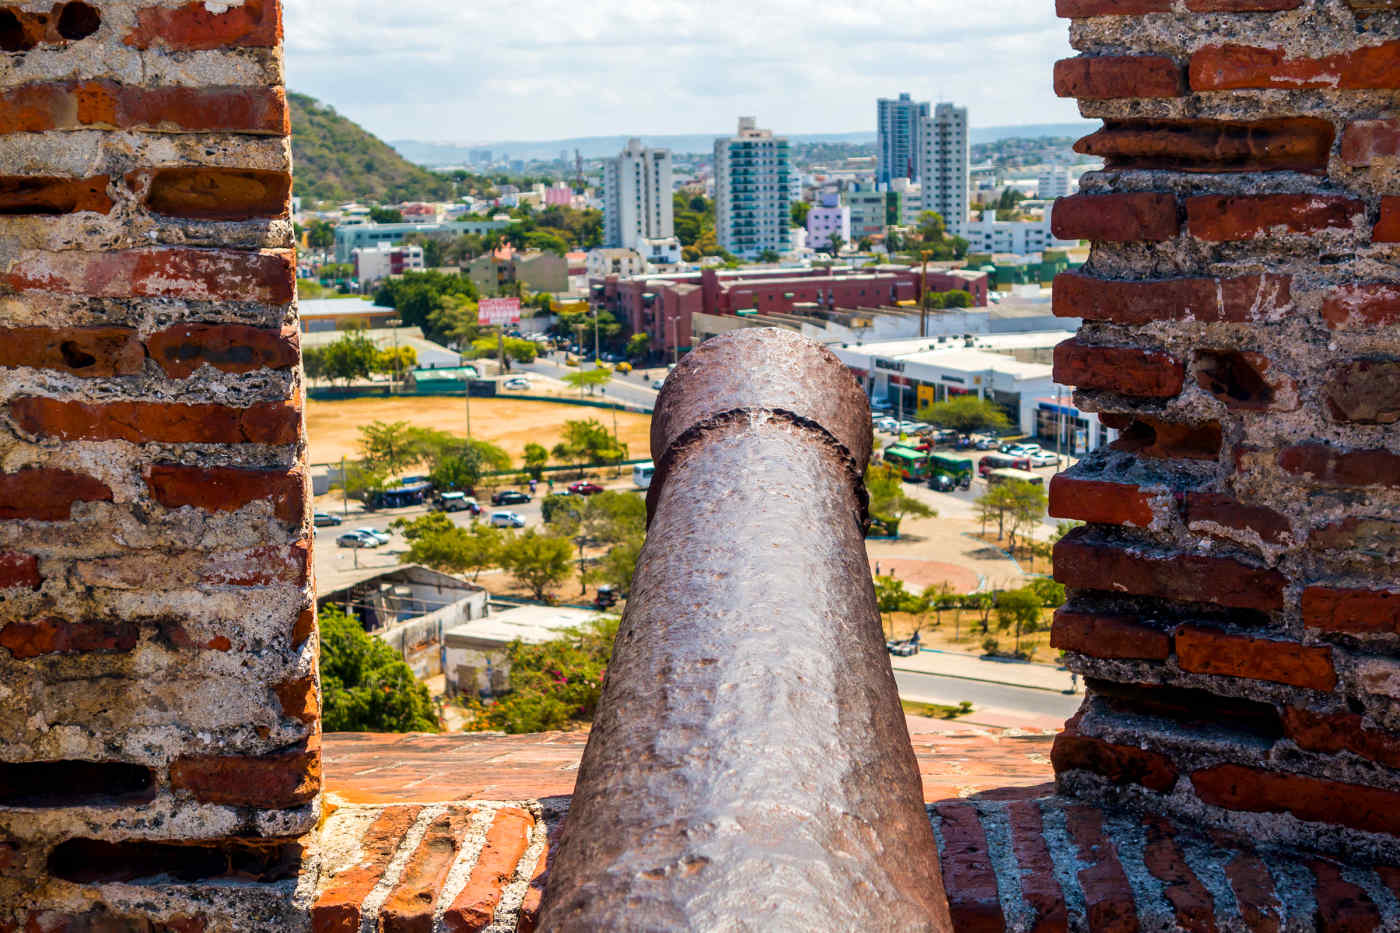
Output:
[
  {"xmin": 351, "ymin": 243, "xmax": 423, "ymax": 284},
  {"xmin": 587, "ymin": 247, "xmax": 647, "ymax": 278},
  {"xmin": 806, "ymin": 192, "xmax": 851, "ymax": 251},
  {"xmin": 877, "ymin": 92, "xmax": 929, "ymax": 185},
  {"xmin": 714, "ymin": 117, "xmax": 798, "ymax": 258},
  {"xmin": 964, "ymin": 217, "xmax": 1080, "ymax": 255},
  {"xmin": 918, "ymin": 103, "xmax": 970, "ymax": 237},
  {"xmin": 1038, "ymin": 168, "xmax": 1074, "ymax": 200},
  {"xmin": 603, "ymin": 138, "xmax": 675, "ymax": 253}
]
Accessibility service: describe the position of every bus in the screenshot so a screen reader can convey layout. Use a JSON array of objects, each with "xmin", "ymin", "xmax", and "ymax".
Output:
[
  {"xmin": 632, "ymin": 462, "xmax": 656, "ymax": 490},
  {"xmin": 883, "ymin": 445, "xmax": 932, "ymax": 482},
  {"xmin": 978, "ymin": 453, "xmax": 1033, "ymax": 477},
  {"xmin": 986, "ymin": 468, "xmax": 1044, "ymax": 488},
  {"xmin": 929, "ymin": 453, "xmax": 974, "ymax": 489}
]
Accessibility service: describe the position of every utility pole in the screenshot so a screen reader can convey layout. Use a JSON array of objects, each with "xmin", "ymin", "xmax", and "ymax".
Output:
[
  {"xmin": 669, "ymin": 315, "xmax": 679, "ymax": 366},
  {"xmin": 465, "ymin": 375, "xmax": 472, "ymax": 438},
  {"xmin": 592, "ymin": 309, "xmax": 600, "ymax": 363},
  {"xmin": 497, "ymin": 328, "xmax": 507, "ymax": 376},
  {"xmin": 919, "ymin": 249, "xmax": 932, "ymax": 338},
  {"xmin": 1055, "ymin": 387, "xmax": 1065, "ymax": 474},
  {"xmin": 341, "ymin": 455, "xmax": 348, "ymax": 517}
]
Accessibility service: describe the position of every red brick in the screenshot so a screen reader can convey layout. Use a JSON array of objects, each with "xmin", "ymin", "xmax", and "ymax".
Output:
[
  {"xmin": 1075, "ymin": 118, "xmax": 1335, "ymax": 173},
  {"xmin": 1209, "ymin": 831, "xmax": 1282, "ymax": 933},
  {"xmin": 1308, "ymin": 516, "xmax": 1400, "ymax": 554},
  {"xmin": 1191, "ymin": 42, "xmax": 1400, "ymax": 92},
  {"xmin": 1377, "ymin": 866, "xmax": 1400, "ymax": 906},
  {"xmin": 0, "ymin": 619, "xmax": 138, "ymax": 660},
  {"xmin": 274, "ymin": 674, "xmax": 318, "ymax": 726},
  {"xmin": 0, "ymin": 552, "xmax": 40, "ymax": 591},
  {"xmin": 1324, "ymin": 359, "xmax": 1400, "ymax": 425},
  {"xmin": 1185, "ymin": 493, "xmax": 1291, "ymax": 545},
  {"xmin": 146, "ymin": 324, "xmax": 299, "ymax": 378},
  {"xmin": 1053, "ymin": 271, "xmax": 1293, "ymax": 325},
  {"xmin": 2, "ymin": 247, "xmax": 294, "ymax": 304},
  {"xmin": 1051, "ymin": 609, "xmax": 1171, "ymax": 660},
  {"xmin": 312, "ymin": 805, "xmax": 424, "ymax": 933},
  {"xmin": 0, "ymin": 468, "xmax": 112, "ymax": 521},
  {"xmin": 934, "ymin": 803, "xmax": 1005, "ymax": 933},
  {"xmin": 0, "ymin": 326, "xmax": 143, "ymax": 377},
  {"xmin": 380, "ymin": 810, "xmax": 476, "ymax": 933},
  {"xmin": 1054, "ymin": 56, "xmax": 1184, "ymax": 99},
  {"xmin": 0, "ymin": 175, "xmax": 112, "ymax": 215},
  {"xmin": 1004, "ymin": 801, "xmax": 1067, "ymax": 933},
  {"xmin": 11, "ymin": 397, "xmax": 302, "ymax": 445},
  {"xmin": 20, "ymin": 912, "xmax": 205, "ymax": 933},
  {"xmin": 169, "ymin": 739, "xmax": 319, "ymax": 809},
  {"xmin": 1283, "ymin": 707, "xmax": 1400, "ymax": 770},
  {"xmin": 1301, "ymin": 586, "xmax": 1400, "ymax": 635},
  {"xmin": 1143, "ymin": 816, "xmax": 1217, "ymax": 932},
  {"xmin": 1279, "ymin": 444, "xmax": 1400, "ymax": 487},
  {"xmin": 201, "ymin": 539, "xmax": 310, "ymax": 587},
  {"xmin": 515, "ymin": 823, "xmax": 550, "ymax": 933},
  {"xmin": 1185, "ymin": 0, "xmax": 1301, "ymax": 8},
  {"xmin": 0, "ymin": 81, "xmax": 288, "ymax": 135},
  {"xmin": 1323, "ymin": 284, "xmax": 1400, "ymax": 328},
  {"xmin": 1376, "ymin": 198, "xmax": 1400, "ymax": 242},
  {"xmin": 1053, "ymin": 339, "xmax": 1184, "ymax": 397},
  {"xmin": 1062, "ymin": 805, "xmax": 1139, "ymax": 931},
  {"xmin": 1342, "ymin": 119, "xmax": 1400, "ymax": 165},
  {"xmin": 442, "ymin": 807, "xmax": 535, "ymax": 933},
  {"xmin": 292, "ymin": 605, "xmax": 316, "ymax": 648},
  {"xmin": 1194, "ymin": 349, "xmax": 1298, "ymax": 412},
  {"xmin": 1049, "ymin": 476, "xmax": 1157, "ymax": 527},
  {"xmin": 1111, "ymin": 417, "xmax": 1222, "ymax": 461},
  {"xmin": 1194, "ymin": 764, "xmax": 1400, "ymax": 835},
  {"xmin": 1054, "ymin": 529, "xmax": 1286, "ymax": 611},
  {"xmin": 137, "ymin": 167, "xmax": 291, "ymax": 221},
  {"xmin": 147, "ymin": 464, "xmax": 305, "ymax": 523},
  {"xmin": 1176, "ymin": 627, "xmax": 1336, "ymax": 691},
  {"xmin": 124, "ymin": 0, "xmax": 281, "ymax": 50},
  {"xmin": 1309, "ymin": 860, "xmax": 1382, "ymax": 933},
  {"xmin": 1050, "ymin": 192, "xmax": 1179, "ymax": 242},
  {"xmin": 1186, "ymin": 194, "xmax": 1364, "ymax": 241},
  {"xmin": 1053, "ymin": 733, "xmax": 1179, "ymax": 792},
  {"xmin": 1056, "ymin": 0, "xmax": 1170, "ymax": 14}
]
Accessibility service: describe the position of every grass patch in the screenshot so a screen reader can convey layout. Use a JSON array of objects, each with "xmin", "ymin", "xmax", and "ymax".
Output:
[{"xmin": 901, "ymin": 699, "xmax": 975, "ymax": 720}]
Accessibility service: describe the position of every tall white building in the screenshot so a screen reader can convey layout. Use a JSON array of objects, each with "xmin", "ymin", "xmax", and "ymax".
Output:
[
  {"xmin": 1037, "ymin": 168, "xmax": 1074, "ymax": 200},
  {"xmin": 603, "ymin": 138, "xmax": 674, "ymax": 252},
  {"xmin": 714, "ymin": 117, "xmax": 797, "ymax": 258},
  {"xmin": 918, "ymin": 103, "xmax": 970, "ymax": 238},
  {"xmin": 877, "ymin": 93, "xmax": 929, "ymax": 185}
]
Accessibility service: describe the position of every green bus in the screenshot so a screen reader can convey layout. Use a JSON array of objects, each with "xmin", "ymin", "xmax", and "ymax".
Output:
[
  {"xmin": 883, "ymin": 444, "xmax": 932, "ymax": 481},
  {"xmin": 930, "ymin": 453, "xmax": 974, "ymax": 488}
]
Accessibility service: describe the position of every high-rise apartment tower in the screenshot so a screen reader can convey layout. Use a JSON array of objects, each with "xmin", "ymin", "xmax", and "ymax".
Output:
[
  {"xmin": 603, "ymin": 138, "xmax": 674, "ymax": 251},
  {"xmin": 714, "ymin": 117, "xmax": 797, "ymax": 258},
  {"xmin": 919, "ymin": 102, "xmax": 970, "ymax": 237},
  {"xmin": 877, "ymin": 93, "xmax": 929, "ymax": 185}
]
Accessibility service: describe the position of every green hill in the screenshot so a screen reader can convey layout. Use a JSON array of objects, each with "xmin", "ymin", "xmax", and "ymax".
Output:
[{"xmin": 289, "ymin": 92, "xmax": 453, "ymax": 206}]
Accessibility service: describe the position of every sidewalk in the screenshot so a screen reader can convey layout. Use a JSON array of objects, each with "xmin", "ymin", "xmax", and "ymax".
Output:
[{"xmin": 891, "ymin": 646, "xmax": 1074, "ymax": 693}]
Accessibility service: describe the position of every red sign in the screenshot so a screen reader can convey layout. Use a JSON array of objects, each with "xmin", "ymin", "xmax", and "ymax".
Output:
[{"xmin": 477, "ymin": 297, "xmax": 521, "ymax": 326}]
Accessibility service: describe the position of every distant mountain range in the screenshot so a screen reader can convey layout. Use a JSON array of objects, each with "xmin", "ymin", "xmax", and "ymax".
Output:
[{"xmin": 390, "ymin": 123, "xmax": 1092, "ymax": 166}]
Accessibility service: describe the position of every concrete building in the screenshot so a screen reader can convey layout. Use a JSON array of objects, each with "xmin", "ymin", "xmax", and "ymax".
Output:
[
  {"xmin": 603, "ymin": 139, "xmax": 674, "ymax": 252},
  {"xmin": 918, "ymin": 103, "xmax": 970, "ymax": 237},
  {"xmin": 334, "ymin": 220, "xmax": 509, "ymax": 262},
  {"xmin": 545, "ymin": 182, "xmax": 573, "ymax": 206},
  {"xmin": 1037, "ymin": 168, "xmax": 1074, "ymax": 200},
  {"xmin": 351, "ymin": 243, "xmax": 423, "ymax": 284},
  {"xmin": 963, "ymin": 217, "xmax": 1079, "ymax": 255},
  {"xmin": 891, "ymin": 178, "xmax": 924, "ymax": 226},
  {"xmin": 848, "ymin": 187, "xmax": 890, "ymax": 243},
  {"xmin": 877, "ymin": 93, "xmax": 929, "ymax": 185},
  {"xmin": 466, "ymin": 248, "xmax": 568, "ymax": 296},
  {"xmin": 806, "ymin": 192, "xmax": 851, "ymax": 251},
  {"xmin": 714, "ymin": 117, "xmax": 797, "ymax": 258},
  {"xmin": 587, "ymin": 248, "xmax": 646, "ymax": 279},
  {"xmin": 445, "ymin": 605, "xmax": 603, "ymax": 696},
  {"xmin": 298, "ymin": 298, "xmax": 399, "ymax": 333}
]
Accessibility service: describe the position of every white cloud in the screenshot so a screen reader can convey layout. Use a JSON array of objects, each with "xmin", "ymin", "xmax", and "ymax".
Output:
[{"xmin": 283, "ymin": 0, "xmax": 1084, "ymax": 144}]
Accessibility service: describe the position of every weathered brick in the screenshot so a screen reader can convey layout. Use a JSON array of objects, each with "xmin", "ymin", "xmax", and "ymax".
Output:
[
  {"xmin": 1052, "ymin": 608, "xmax": 1171, "ymax": 660},
  {"xmin": 312, "ymin": 805, "xmax": 424, "ymax": 933},
  {"xmin": 1185, "ymin": 194, "xmax": 1363, "ymax": 241},
  {"xmin": 1209, "ymin": 830, "xmax": 1283, "ymax": 933},
  {"xmin": 18, "ymin": 910, "xmax": 205, "ymax": 933},
  {"xmin": 1056, "ymin": 0, "xmax": 1170, "ymax": 13},
  {"xmin": 2, "ymin": 247, "xmax": 295, "ymax": 304},
  {"xmin": 1323, "ymin": 359, "xmax": 1400, "ymax": 425},
  {"xmin": 1279, "ymin": 444, "xmax": 1400, "ymax": 487},
  {"xmin": 1176, "ymin": 627, "xmax": 1336, "ymax": 691},
  {"xmin": 1376, "ymin": 198, "xmax": 1400, "ymax": 242},
  {"xmin": 381, "ymin": 810, "xmax": 476, "ymax": 933},
  {"xmin": 1054, "ymin": 340, "xmax": 1183, "ymax": 398},
  {"xmin": 442, "ymin": 807, "xmax": 535, "ymax": 933},
  {"xmin": 1309, "ymin": 516, "xmax": 1400, "ymax": 556},
  {"xmin": 1309, "ymin": 860, "xmax": 1383, "ymax": 932},
  {"xmin": 1194, "ymin": 349, "xmax": 1299, "ymax": 412},
  {"xmin": 1323, "ymin": 284, "xmax": 1400, "ymax": 328},
  {"xmin": 0, "ymin": 175, "xmax": 112, "ymax": 215},
  {"xmin": 201, "ymin": 540, "xmax": 310, "ymax": 587},
  {"xmin": 169, "ymin": 740, "xmax": 319, "ymax": 809},
  {"xmin": 1063, "ymin": 805, "xmax": 1140, "ymax": 931},
  {"xmin": 1053, "ymin": 271, "xmax": 1292, "ymax": 324},
  {"xmin": 1192, "ymin": 42, "xmax": 1400, "ymax": 92},
  {"xmin": 0, "ymin": 326, "xmax": 143, "ymax": 377},
  {"xmin": 1185, "ymin": 493, "xmax": 1291, "ymax": 546},
  {"xmin": 1186, "ymin": 0, "xmax": 1301, "ymax": 8},
  {"xmin": 274, "ymin": 674, "xmax": 318, "ymax": 725},
  {"xmin": 1302, "ymin": 586, "xmax": 1400, "ymax": 635},
  {"xmin": 1143, "ymin": 815, "xmax": 1217, "ymax": 931},
  {"xmin": 1048, "ymin": 476, "xmax": 1157, "ymax": 527},
  {"xmin": 1054, "ymin": 56, "xmax": 1184, "ymax": 99},
  {"xmin": 0, "ymin": 81, "xmax": 288, "ymax": 135},
  {"xmin": 1075, "ymin": 118, "xmax": 1335, "ymax": 173},
  {"xmin": 137, "ymin": 167, "xmax": 291, "ymax": 221},
  {"xmin": 146, "ymin": 323, "xmax": 299, "ymax": 378},
  {"xmin": 1194, "ymin": 764, "xmax": 1400, "ymax": 836},
  {"xmin": 1050, "ymin": 192, "xmax": 1179, "ymax": 242},
  {"xmin": 1112, "ymin": 416, "xmax": 1222, "ymax": 461},
  {"xmin": 1341, "ymin": 118, "xmax": 1400, "ymax": 165},
  {"xmin": 292, "ymin": 604, "xmax": 316, "ymax": 648},
  {"xmin": 0, "ymin": 468, "xmax": 112, "ymax": 521},
  {"xmin": 1003, "ymin": 801, "xmax": 1067, "ymax": 933},
  {"xmin": 124, "ymin": 0, "xmax": 281, "ymax": 50},
  {"xmin": 934, "ymin": 803, "xmax": 1005, "ymax": 933},
  {"xmin": 1055, "ymin": 531, "xmax": 1286, "ymax": 611},
  {"xmin": 147, "ymin": 464, "xmax": 305, "ymax": 523},
  {"xmin": 1283, "ymin": 707, "xmax": 1400, "ymax": 770},
  {"xmin": 11, "ymin": 397, "xmax": 302, "ymax": 445},
  {"xmin": 1053, "ymin": 733, "xmax": 1179, "ymax": 792},
  {"xmin": 0, "ymin": 552, "xmax": 40, "ymax": 591},
  {"xmin": 0, "ymin": 619, "xmax": 138, "ymax": 660}
]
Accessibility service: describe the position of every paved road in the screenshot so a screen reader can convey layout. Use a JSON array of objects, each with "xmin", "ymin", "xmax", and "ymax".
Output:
[
  {"xmin": 516, "ymin": 356, "xmax": 660, "ymax": 411},
  {"xmin": 893, "ymin": 668, "xmax": 1083, "ymax": 720}
]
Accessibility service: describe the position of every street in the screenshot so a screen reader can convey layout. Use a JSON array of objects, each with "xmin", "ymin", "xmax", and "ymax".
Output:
[
  {"xmin": 893, "ymin": 668, "xmax": 1082, "ymax": 721},
  {"xmin": 515, "ymin": 355, "xmax": 661, "ymax": 411}
]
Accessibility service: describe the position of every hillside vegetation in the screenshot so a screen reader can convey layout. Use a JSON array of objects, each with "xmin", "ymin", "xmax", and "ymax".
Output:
[{"xmin": 289, "ymin": 92, "xmax": 454, "ymax": 205}]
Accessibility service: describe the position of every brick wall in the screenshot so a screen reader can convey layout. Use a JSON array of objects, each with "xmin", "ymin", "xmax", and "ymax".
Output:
[
  {"xmin": 0, "ymin": 1, "xmax": 316, "ymax": 927},
  {"xmin": 1050, "ymin": 0, "xmax": 1400, "ymax": 859}
]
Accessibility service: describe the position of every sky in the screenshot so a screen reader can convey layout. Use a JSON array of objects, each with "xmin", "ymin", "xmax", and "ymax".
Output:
[{"xmin": 282, "ymin": 0, "xmax": 1084, "ymax": 145}]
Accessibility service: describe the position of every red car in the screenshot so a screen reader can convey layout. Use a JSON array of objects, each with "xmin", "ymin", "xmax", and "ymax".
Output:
[{"xmin": 568, "ymin": 481, "xmax": 604, "ymax": 496}]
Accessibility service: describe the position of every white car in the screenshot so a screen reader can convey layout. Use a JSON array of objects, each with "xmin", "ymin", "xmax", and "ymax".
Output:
[
  {"xmin": 355, "ymin": 527, "xmax": 390, "ymax": 546},
  {"xmin": 898, "ymin": 420, "xmax": 923, "ymax": 435},
  {"xmin": 874, "ymin": 417, "xmax": 900, "ymax": 433},
  {"xmin": 490, "ymin": 510, "xmax": 526, "ymax": 528},
  {"xmin": 1000, "ymin": 443, "xmax": 1042, "ymax": 457},
  {"xmin": 503, "ymin": 377, "xmax": 531, "ymax": 390},
  {"xmin": 1028, "ymin": 450, "xmax": 1061, "ymax": 468}
]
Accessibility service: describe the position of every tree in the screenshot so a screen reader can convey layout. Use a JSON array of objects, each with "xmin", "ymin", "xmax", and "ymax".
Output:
[
  {"xmin": 825, "ymin": 233, "xmax": 845, "ymax": 256},
  {"xmin": 865, "ymin": 463, "xmax": 936, "ymax": 535},
  {"xmin": 943, "ymin": 289, "xmax": 974, "ymax": 309},
  {"xmin": 368, "ymin": 206, "xmax": 404, "ymax": 223},
  {"xmin": 1027, "ymin": 576, "xmax": 1067, "ymax": 608},
  {"xmin": 586, "ymin": 535, "xmax": 644, "ymax": 594},
  {"xmin": 915, "ymin": 395, "xmax": 1012, "ymax": 434},
  {"xmin": 322, "ymin": 332, "xmax": 378, "ymax": 386},
  {"xmin": 625, "ymin": 333, "xmax": 651, "ymax": 360},
  {"xmin": 424, "ymin": 437, "xmax": 513, "ymax": 492},
  {"xmin": 358, "ymin": 421, "xmax": 420, "ymax": 475},
  {"xmin": 562, "ymin": 367, "xmax": 612, "ymax": 396},
  {"xmin": 995, "ymin": 587, "xmax": 1042, "ymax": 655},
  {"xmin": 975, "ymin": 483, "xmax": 1016, "ymax": 538},
  {"xmin": 302, "ymin": 345, "xmax": 326, "ymax": 382},
  {"xmin": 523, "ymin": 443, "xmax": 549, "ymax": 481},
  {"xmin": 500, "ymin": 529, "xmax": 574, "ymax": 601},
  {"xmin": 373, "ymin": 345, "xmax": 417, "ymax": 381},
  {"xmin": 875, "ymin": 574, "xmax": 918, "ymax": 638},
  {"xmin": 790, "ymin": 201, "xmax": 811, "ymax": 227},
  {"xmin": 396, "ymin": 518, "xmax": 503, "ymax": 581},
  {"xmin": 917, "ymin": 211, "xmax": 946, "ymax": 242},
  {"xmin": 320, "ymin": 605, "xmax": 440, "ymax": 733},
  {"xmin": 969, "ymin": 591, "xmax": 996, "ymax": 635},
  {"xmin": 306, "ymin": 219, "xmax": 335, "ymax": 250},
  {"xmin": 757, "ymin": 248, "xmax": 781, "ymax": 263},
  {"xmin": 1003, "ymin": 479, "xmax": 1049, "ymax": 555},
  {"xmin": 858, "ymin": 236, "xmax": 873, "ymax": 252},
  {"xmin": 552, "ymin": 419, "xmax": 627, "ymax": 477}
]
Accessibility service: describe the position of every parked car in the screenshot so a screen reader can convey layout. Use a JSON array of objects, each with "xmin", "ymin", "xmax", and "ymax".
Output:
[
  {"xmin": 594, "ymin": 584, "xmax": 624, "ymax": 609},
  {"xmin": 492, "ymin": 489, "xmax": 531, "ymax": 506},
  {"xmin": 927, "ymin": 472, "xmax": 957, "ymax": 493},
  {"xmin": 568, "ymin": 481, "xmax": 604, "ymax": 496},
  {"xmin": 355, "ymin": 528, "xmax": 390, "ymax": 546},
  {"xmin": 1000, "ymin": 442, "xmax": 1042, "ymax": 457},
  {"xmin": 313, "ymin": 511, "xmax": 342, "ymax": 527},
  {"xmin": 874, "ymin": 416, "xmax": 900, "ymax": 433},
  {"xmin": 1028, "ymin": 450, "xmax": 1061, "ymax": 468},
  {"xmin": 616, "ymin": 361, "xmax": 632, "ymax": 373},
  {"xmin": 336, "ymin": 531, "xmax": 377, "ymax": 548},
  {"xmin": 886, "ymin": 638, "xmax": 919, "ymax": 657},
  {"xmin": 433, "ymin": 491, "xmax": 480, "ymax": 514},
  {"xmin": 907, "ymin": 422, "xmax": 935, "ymax": 436},
  {"xmin": 972, "ymin": 435, "xmax": 999, "ymax": 450},
  {"xmin": 651, "ymin": 378, "xmax": 666, "ymax": 390},
  {"xmin": 565, "ymin": 355, "xmax": 580, "ymax": 366},
  {"xmin": 490, "ymin": 510, "xmax": 526, "ymax": 528},
  {"xmin": 503, "ymin": 377, "xmax": 531, "ymax": 390},
  {"xmin": 870, "ymin": 398, "xmax": 893, "ymax": 412}
]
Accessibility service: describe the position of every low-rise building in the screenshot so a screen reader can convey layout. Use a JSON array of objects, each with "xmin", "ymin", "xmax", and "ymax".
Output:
[
  {"xmin": 848, "ymin": 188, "xmax": 890, "ymax": 243},
  {"xmin": 352, "ymin": 243, "xmax": 423, "ymax": 284},
  {"xmin": 466, "ymin": 247, "xmax": 569, "ymax": 296},
  {"xmin": 587, "ymin": 248, "xmax": 646, "ymax": 278},
  {"xmin": 445, "ymin": 604, "xmax": 603, "ymax": 696},
  {"xmin": 299, "ymin": 298, "xmax": 399, "ymax": 333},
  {"xmin": 334, "ymin": 220, "xmax": 509, "ymax": 263},
  {"xmin": 807, "ymin": 193, "xmax": 851, "ymax": 251},
  {"xmin": 962, "ymin": 217, "xmax": 1078, "ymax": 256}
]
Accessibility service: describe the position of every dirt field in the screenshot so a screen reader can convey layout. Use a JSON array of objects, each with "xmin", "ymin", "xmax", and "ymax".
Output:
[{"xmin": 305, "ymin": 397, "xmax": 653, "ymax": 466}]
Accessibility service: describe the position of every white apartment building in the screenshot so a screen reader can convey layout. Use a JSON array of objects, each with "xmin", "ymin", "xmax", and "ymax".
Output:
[
  {"xmin": 1038, "ymin": 168, "xmax": 1074, "ymax": 200},
  {"xmin": 351, "ymin": 243, "xmax": 423, "ymax": 284},
  {"xmin": 714, "ymin": 117, "xmax": 797, "ymax": 258},
  {"xmin": 918, "ymin": 103, "xmax": 970, "ymax": 238},
  {"xmin": 963, "ymin": 217, "xmax": 1079, "ymax": 255},
  {"xmin": 603, "ymin": 138, "xmax": 674, "ymax": 253},
  {"xmin": 877, "ymin": 93, "xmax": 929, "ymax": 185},
  {"xmin": 891, "ymin": 178, "xmax": 925, "ymax": 227}
]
